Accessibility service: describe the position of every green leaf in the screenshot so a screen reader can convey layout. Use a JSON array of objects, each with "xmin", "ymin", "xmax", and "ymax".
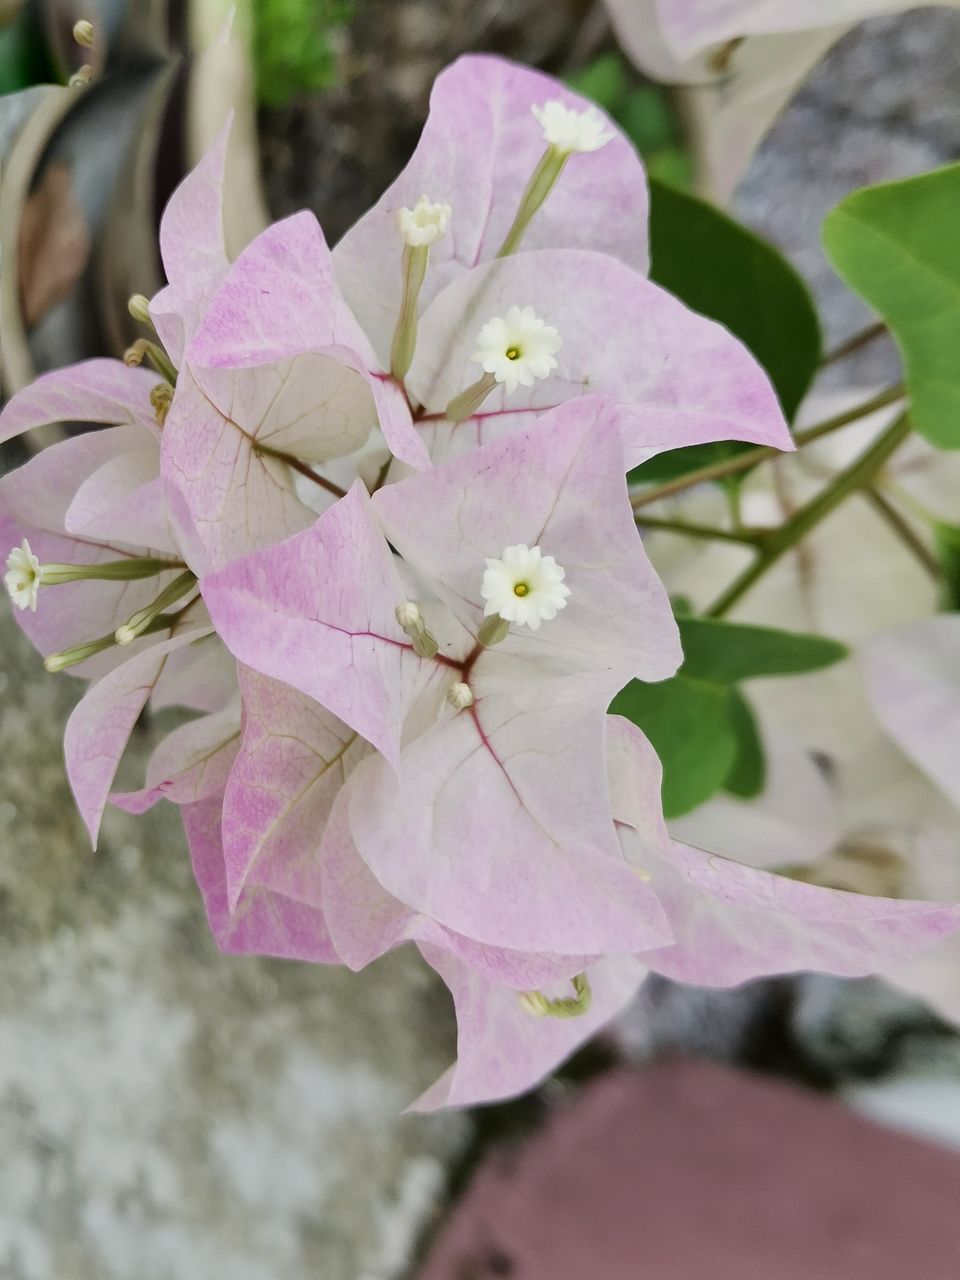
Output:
[
  {"xmin": 566, "ymin": 52, "xmax": 630, "ymax": 114},
  {"xmin": 611, "ymin": 618, "xmax": 846, "ymax": 817},
  {"xmin": 630, "ymin": 181, "xmax": 822, "ymax": 486},
  {"xmin": 934, "ymin": 521, "xmax": 960, "ymax": 610},
  {"xmin": 610, "ymin": 676, "xmax": 737, "ymax": 818},
  {"xmin": 723, "ymin": 690, "xmax": 765, "ymax": 799},
  {"xmin": 823, "ymin": 164, "xmax": 960, "ymax": 449},
  {"xmin": 677, "ymin": 616, "xmax": 848, "ymax": 683}
]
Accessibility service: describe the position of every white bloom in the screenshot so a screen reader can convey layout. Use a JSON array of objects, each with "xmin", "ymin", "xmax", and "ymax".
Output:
[
  {"xmin": 471, "ymin": 306, "xmax": 561, "ymax": 395},
  {"xmin": 531, "ymin": 101, "xmax": 614, "ymax": 154},
  {"xmin": 447, "ymin": 681, "xmax": 474, "ymax": 711},
  {"xmin": 5, "ymin": 539, "xmax": 42, "ymax": 612},
  {"xmin": 396, "ymin": 195, "xmax": 451, "ymax": 248},
  {"xmin": 481, "ymin": 544, "xmax": 570, "ymax": 631}
]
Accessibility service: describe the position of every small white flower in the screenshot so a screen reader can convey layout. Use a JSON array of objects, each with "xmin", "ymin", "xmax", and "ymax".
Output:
[
  {"xmin": 480, "ymin": 544, "xmax": 571, "ymax": 632},
  {"xmin": 396, "ymin": 195, "xmax": 451, "ymax": 248},
  {"xmin": 4, "ymin": 539, "xmax": 42, "ymax": 612},
  {"xmin": 447, "ymin": 681, "xmax": 474, "ymax": 711},
  {"xmin": 531, "ymin": 101, "xmax": 614, "ymax": 154},
  {"xmin": 471, "ymin": 306, "xmax": 561, "ymax": 395}
]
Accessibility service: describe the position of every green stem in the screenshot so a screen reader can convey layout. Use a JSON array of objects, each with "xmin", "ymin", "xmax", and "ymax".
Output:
[
  {"xmin": 864, "ymin": 486, "xmax": 941, "ymax": 580},
  {"xmin": 630, "ymin": 384, "xmax": 906, "ymax": 512},
  {"xmin": 389, "ymin": 244, "xmax": 429, "ymax": 380},
  {"xmin": 634, "ymin": 514, "xmax": 763, "ymax": 546},
  {"xmin": 821, "ymin": 320, "xmax": 887, "ymax": 367},
  {"xmin": 705, "ymin": 412, "xmax": 912, "ymax": 618},
  {"xmin": 115, "ymin": 570, "xmax": 198, "ymax": 645},
  {"xmin": 40, "ymin": 557, "xmax": 183, "ymax": 585},
  {"xmin": 496, "ymin": 145, "xmax": 567, "ymax": 258}
]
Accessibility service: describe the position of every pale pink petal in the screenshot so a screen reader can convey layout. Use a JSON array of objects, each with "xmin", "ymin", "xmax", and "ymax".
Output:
[
  {"xmin": 221, "ymin": 666, "xmax": 371, "ymax": 908},
  {"xmin": 201, "ymin": 481, "xmax": 439, "ymax": 764},
  {"xmin": 863, "ymin": 615, "xmax": 960, "ymax": 812},
  {"xmin": 111, "ymin": 704, "xmax": 240, "ymax": 814},
  {"xmin": 349, "ymin": 694, "xmax": 672, "ymax": 955},
  {"xmin": 64, "ymin": 626, "xmax": 212, "ymax": 846},
  {"xmin": 188, "ymin": 210, "xmax": 428, "ymax": 469},
  {"xmin": 653, "ymin": 0, "xmax": 915, "ymax": 59},
  {"xmin": 321, "ymin": 762, "xmax": 594, "ymax": 986},
  {"xmin": 151, "ymin": 118, "xmax": 230, "ymax": 364},
  {"xmin": 64, "ymin": 456, "xmax": 174, "ymax": 554},
  {"xmin": 411, "ymin": 949, "xmax": 647, "ymax": 1111},
  {"xmin": 182, "ymin": 793, "xmax": 339, "ymax": 963},
  {"xmin": 150, "ymin": 632, "xmax": 239, "ymax": 713},
  {"xmin": 159, "ymin": 365, "xmax": 314, "ymax": 569},
  {"xmin": 0, "ymin": 360, "xmax": 159, "ymax": 446},
  {"xmin": 372, "ymin": 397, "xmax": 682, "ymax": 686},
  {"xmin": 334, "ymin": 53, "xmax": 649, "ymax": 362},
  {"xmin": 609, "ymin": 715, "xmax": 960, "ymax": 985},
  {"xmin": 408, "ymin": 250, "xmax": 791, "ymax": 469}
]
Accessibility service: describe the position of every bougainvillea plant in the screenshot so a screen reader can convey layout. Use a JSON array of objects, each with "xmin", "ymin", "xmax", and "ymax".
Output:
[{"xmin": 4, "ymin": 42, "xmax": 960, "ymax": 1108}]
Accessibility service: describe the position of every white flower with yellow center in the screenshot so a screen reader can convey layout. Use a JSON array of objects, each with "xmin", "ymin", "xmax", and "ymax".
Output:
[
  {"xmin": 481, "ymin": 544, "xmax": 570, "ymax": 631},
  {"xmin": 396, "ymin": 195, "xmax": 452, "ymax": 247},
  {"xmin": 531, "ymin": 101, "xmax": 614, "ymax": 154},
  {"xmin": 471, "ymin": 306, "xmax": 561, "ymax": 396},
  {"xmin": 5, "ymin": 539, "xmax": 42, "ymax": 612}
]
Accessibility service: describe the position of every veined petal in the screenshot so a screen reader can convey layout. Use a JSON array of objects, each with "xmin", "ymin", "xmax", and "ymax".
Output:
[
  {"xmin": 65, "ymin": 626, "xmax": 213, "ymax": 847},
  {"xmin": 334, "ymin": 53, "xmax": 649, "ymax": 363},
  {"xmin": 221, "ymin": 667, "xmax": 371, "ymax": 909},
  {"xmin": 182, "ymin": 792, "xmax": 339, "ymax": 963},
  {"xmin": 349, "ymin": 693, "xmax": 672, "ymax": 955},
  {"xmin": 111, "ymin": 702, "xmax": 241, "ymax": 814},
  {"xmin": 408, "ymin": 249, "xmax": 791, "ymax": 469},
  {"xmin": 151, "ymin": 117, "xmax": 231, "ymax": 364},
  {"xmin": 372, "ymin": 397, "xmax": 682, "ymax": 687},
  {"xmin": 0, "ymin": 360, "xmax": 159, "ymax": 446},
  {"xmin": 186, "ymin": 209, "xmax": 428, "ymax": 470},
  {"xmin": 411, "ymin": 949, "xmax": 646, "ymax": 1111}
]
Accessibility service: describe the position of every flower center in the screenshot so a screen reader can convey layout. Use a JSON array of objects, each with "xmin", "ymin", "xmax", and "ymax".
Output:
[
  {"xmin": 513, "ymin": 582, "xmax": 530, "ymax": 597},
  {"xmin": 505, "ymin": 346, "xmax": 521, "ymax": 360}
]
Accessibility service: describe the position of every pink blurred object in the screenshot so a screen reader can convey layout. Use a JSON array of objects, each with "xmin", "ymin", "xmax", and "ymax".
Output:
[{"xmin": 419, "ymin": 1058, "xmax": 960, "ymax": 1279}]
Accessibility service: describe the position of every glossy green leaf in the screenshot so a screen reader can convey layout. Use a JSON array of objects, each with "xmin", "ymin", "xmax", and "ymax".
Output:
[
  {"xmin": 723, "ymin": 690, "xmax": 765, "ymax": 799},
  {"xmin": 678, "ymin": 616, "xmax": 848, "ymax": 683},
  {"xmin": 934, "ymin": 521, "xmax": 960, "ymax": 610},
  {"xmin": 610, "ymin": 676, "xmax": 737, "ymax": 818},
  {"xmin": 823, "ymin": 164, "xmax": 960, "ymax": 449},
  {"xmin": 611, "ymin": 618, "xmax": 845, "ymax": 817}
]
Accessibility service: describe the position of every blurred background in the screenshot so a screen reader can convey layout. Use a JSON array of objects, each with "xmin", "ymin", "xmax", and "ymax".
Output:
[{"xmin": 3, "ymin": 2, "xmax": 960, "ymax": 1277}]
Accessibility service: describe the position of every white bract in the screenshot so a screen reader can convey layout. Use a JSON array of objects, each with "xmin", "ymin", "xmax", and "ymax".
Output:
[
  {"xmin": 481, "ymin": 543, "xmax": 571, "ymax": 631},
  {"xmin": 5, "ymin": 539, "xmax": 41, "ymax": 612},
  {"xmin": 531, "ymin": 101, "xmax": 615, "ymax": 154},
  {"xmin": 396, "ymin": 195, "xmax": 452, "ymax": 248},
  {"xmin": 471, "ymin": 306, "xmax": 561, "ymax": 395}
]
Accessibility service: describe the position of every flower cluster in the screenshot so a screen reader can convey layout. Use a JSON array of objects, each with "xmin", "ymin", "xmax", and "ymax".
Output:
[{"xmin": 3, "ymin": 55, "xmax": 957, "ymax": 1109}]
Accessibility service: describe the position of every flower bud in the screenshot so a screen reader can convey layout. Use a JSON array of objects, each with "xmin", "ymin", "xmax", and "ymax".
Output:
[
  {"xmin": 447, "ymin": 682, "xmax": 474, "ymax": 711},
  {"xmin": 128, "ymin": 293, "xmax": 152, "ymax": 324},
  {"xmin": 73, "ymin": 19, "xmax": 95, "ymax": 48},
  {"xmin": 395, "ymin": 601, "xmax": 422, "ymax": 630},
  {"xmin": 396, "ymin": 196, "xmax": 451, "ymax": 248}
]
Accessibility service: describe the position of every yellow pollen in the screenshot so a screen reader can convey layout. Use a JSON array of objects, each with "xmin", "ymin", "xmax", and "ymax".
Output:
[
  {"xmin": 505, "ymin": 346, "xmax": 521, "ymax": 360},
  {"xmin": 513, "ymin": 582, "xmax": 530, "ymax": 597}
]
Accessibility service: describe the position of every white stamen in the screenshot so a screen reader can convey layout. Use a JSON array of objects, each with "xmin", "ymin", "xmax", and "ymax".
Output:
[
  {"xmin": 480, "ymin": 544, "xmax": 570, "ymax": 632},
  {"xmin": 470, "ymin": 306, "xmax": 561, "ymax": 396},
  {"xmin": 5, "ymin": 539, "xmax": 42, "ymax": 612},
  {"xmin": 447, "ymin": 682, "xmax": 474, "ymax": 711},
  {"xmin": 532, "ymin": 101, "xmax": 614, "ymax": 154},
  {"xmin": 396, "ymin": 195, "xmax": 451, "ymax": 248}
]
